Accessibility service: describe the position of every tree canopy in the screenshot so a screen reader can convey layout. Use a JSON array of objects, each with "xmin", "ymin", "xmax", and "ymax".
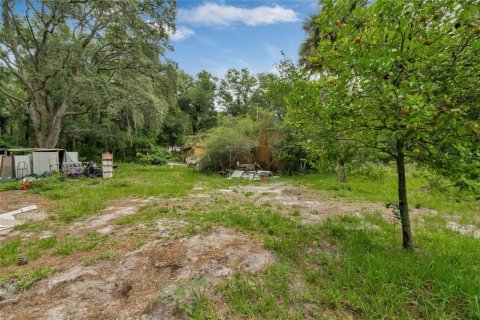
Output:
[
  {"xmin": 289, "ymin": 0, "xmax": 480, "ymax": 249},
  {"xmin": 0, "ymin": 0, "xmax": 176, "ymax": 148}
]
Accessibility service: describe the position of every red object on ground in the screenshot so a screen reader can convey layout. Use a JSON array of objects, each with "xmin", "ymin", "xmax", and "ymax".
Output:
[{"xmin": 21, "ymin": 180, "xmax": 30, "ymax": 190}]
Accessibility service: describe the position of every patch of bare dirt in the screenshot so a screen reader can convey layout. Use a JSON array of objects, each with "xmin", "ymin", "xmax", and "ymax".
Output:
[
  {"xmin": 0, "ymin": 226, "xmax": 275, "ymax": 320},
  {"xmin": 446, "ymin": 221, "xmax": 480, "ymax": 238},
  {"xmin": 69, "ymin": 197, "xmax": 160, "ymax": 235},
  {"xmin": 0, "ymin": 190, "xmax": 52, "ymax": 239},
  {"xmin": 0, "ymin": 190, "xmax": 51, "ymax": 215},
  {"xmin": 218, "ymin": 183, "xmax": 437, "ymax": 225}
]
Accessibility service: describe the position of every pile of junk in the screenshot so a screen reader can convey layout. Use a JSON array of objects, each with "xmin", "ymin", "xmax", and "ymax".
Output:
[{"xmin": 0, "ymin": 148, "xmax": 104, "ymax": 182}]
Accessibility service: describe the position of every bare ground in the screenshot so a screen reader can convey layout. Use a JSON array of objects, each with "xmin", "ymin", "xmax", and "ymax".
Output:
[
  {"xmin": 0, "ymin": 190, "xmax": 52, "ymax": 238},
  {"xmin": 0, "ymin": 226, "xmax": 275, "ymax": 320},
  {"xmin": 215, "ymin": 183, "xmax": 438, "ymax": 224}
]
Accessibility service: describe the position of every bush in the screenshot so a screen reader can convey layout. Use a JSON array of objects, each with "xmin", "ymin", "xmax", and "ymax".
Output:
[
  {"xmin": 137, "ymin": 145, "xmax": 181, "ymax": 165},
  {"xmin": 199, "ymin": 117, "xmax": 258, "ymax": 172}
]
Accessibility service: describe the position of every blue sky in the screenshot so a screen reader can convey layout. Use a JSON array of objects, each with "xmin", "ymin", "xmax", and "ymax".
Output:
[{"xmin": 169, "ymin": 0, "xmax": 319, "ymax": 77}]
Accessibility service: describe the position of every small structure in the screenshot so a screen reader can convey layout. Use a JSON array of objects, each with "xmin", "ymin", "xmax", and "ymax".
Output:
[
  {"xmin": 255, "ymin": 138, "xmax": 281, "ymax": 172},
  {"xmin": 182, "ymin": 144, "xmax": 206, "ymax": 163},
  {"xmin": 102, "ymin": 152, "xmax": 113, "ymax": 179},
  {"xmin": 0, "ymin": 148, "xmax": 79, "ymax": 178}
]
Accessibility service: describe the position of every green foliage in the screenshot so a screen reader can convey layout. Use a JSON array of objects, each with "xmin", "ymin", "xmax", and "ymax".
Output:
[
  {"xmin": 289, "ymin": 0, "xmax": 480, "ymax": 248},
  {"xmin": 307, "ymin": 0, "xmax": 480, "ymax": 174},
  {"xmin": 199, "ymin": 116, "xmax": 259, "ymax": 172},
  {"xmin": 217, "ymin": 69, "xmax": 258, "ymax": 117},
  {"xmin": 177, "ymin": 70, "xmax": 218, "ymax": 134},
  {"xmin": 269, "ymin": 125, "xmax": 310, "ymax": 174},
  {"xmin": 138, "ymin": 144, "xmax": 181, "ymax": 165},
  {"xmin": 0, "ymin": 0, "xmax": 176, "ymax": 148},
  {"xmin": 0, "ymin": 135, "xmax": 12, "ymax": 148}
]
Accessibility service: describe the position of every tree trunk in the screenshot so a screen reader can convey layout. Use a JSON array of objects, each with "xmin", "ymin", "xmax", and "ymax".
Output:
[
  {"xmin": 337, "ymin": 158, "xmax": 346, "ymax": 183},
  {"xmin": 28, "ymin": 91, "xmax": 75, "ymax": 148},
  {"xmin": 396, "ymin": 140, "xmax": 414, "ymax": 250}
]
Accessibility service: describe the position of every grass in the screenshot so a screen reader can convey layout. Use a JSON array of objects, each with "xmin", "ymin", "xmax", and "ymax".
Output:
[
  {"xmin": 0, "ymin": 233, "xmax": 104, "ymax": 267},
  {"xmin": 13, "ymin": 267, "xmax": 55, "ymax": 292},
  {"xmin": 0, "ymin": 237, "xmax": 22, "ymax": 266},
  {"xmin": 177, "ymin": 203, "xmax": 478, "ymax": 319},
  {"xmin": 0, "ymin": 163, "xmax": 479, "ymax": 319},
  {"xmin": 1, "ymin": 164, "xmax": 248, "ymax": 223}
]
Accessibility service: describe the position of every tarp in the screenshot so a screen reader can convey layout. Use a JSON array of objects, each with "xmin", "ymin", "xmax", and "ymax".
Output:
[
  {"xmin": 65, "ymin": 151, "xmax": 79, "ymax": 163},
  {"xmin": 230, "ymin": 170, "xmax": 245, "ymax": 178}
]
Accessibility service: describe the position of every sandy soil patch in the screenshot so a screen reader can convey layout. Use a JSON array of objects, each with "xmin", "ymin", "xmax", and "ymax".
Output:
[
  {"xmin": 0, "ymin": 190, "xmax": 51, "ymax": 238},
  {"xmin": 217, "ymin": 183, "xmax": 437, "ymax": 224},
  {"xmin": 0, "ymin": 226, "xmax": 275, "ymax": 320}
]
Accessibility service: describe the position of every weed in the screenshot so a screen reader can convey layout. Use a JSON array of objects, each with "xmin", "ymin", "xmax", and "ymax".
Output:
[
  {"xmin": 14, "ymin": 267, "xmax": 55, "ymax": 292},
  {"xmin": 0, "ymin": 238, "xmax": 21, "ymax": 266},
  {"xmin": 99, "ymin": 250, "xmax": 121, "ymax": 261},
  {"xmin": 56, "ymin": 237, "xmax": 78, "ymax": 255},
  {"xmin": 175, "ymin": 289, "xmax": 218, "ymax": 320}
]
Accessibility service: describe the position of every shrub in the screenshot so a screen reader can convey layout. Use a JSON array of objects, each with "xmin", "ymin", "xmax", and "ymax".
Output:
[
  {"xmin": 199, "ymin": 117, "xmax": 258, "ymax": 172},
  {"xmin": 138, "ymin": 144, "xmax": 181, "ymax": 165}
]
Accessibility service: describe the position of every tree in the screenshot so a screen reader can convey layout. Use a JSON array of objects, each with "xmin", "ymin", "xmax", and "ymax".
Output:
[
  {"xmin": 297, "ymin": 1, "xmax": 369, "ymax": 182},
  {"xmin": 177, "ymin": 70, "xmax": 217, "ymax": 134},
  {"xmin": 0, "ymin": 0, "xmax": 175, "ymax": 148},
  {"xmin": 217, "ymin": 68, "xmax": 258, "ymax": 117},
  {"xmin": 299, "ymin": 10, "xmax": 323, "ymax": 69},
  {"xmin": 279, "ymin": 60, "xmax": 356, "ymax": 180},
  {"xmin": 294, "ymin": 0, "xmax": 480, "ymax": 249}
]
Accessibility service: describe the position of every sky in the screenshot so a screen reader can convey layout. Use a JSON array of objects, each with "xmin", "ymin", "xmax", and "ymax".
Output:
[{"xmin": 168, "ymin": 0, "xmax": 319, "ymax": 77}]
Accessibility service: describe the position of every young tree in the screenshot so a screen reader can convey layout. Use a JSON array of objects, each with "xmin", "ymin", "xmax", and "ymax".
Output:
[
  {"xmin": 0, "ymin": 0, "xmax": 175, "ymax": 148},
  {"xmin": 297, "ymin": 0, "xmax": 480, "ymax": 249}
]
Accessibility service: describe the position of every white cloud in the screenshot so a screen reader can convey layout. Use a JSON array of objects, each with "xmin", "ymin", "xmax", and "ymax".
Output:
[
  {"xmin": 170, "ymin": 26, "xmax": 195, "ymax": 41},
  {"xmin": 178, "ymin": 3, "xmax": 298, "ymax": 27}
]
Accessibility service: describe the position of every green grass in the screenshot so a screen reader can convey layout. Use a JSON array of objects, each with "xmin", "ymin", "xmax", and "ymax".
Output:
[
  {"xmin": 136, "ymin": 172, "xmax": 479, "ymax": 319},
  {"xmin": 0, "ymin": 233, "xmax": 105, "ymax": 267},
  {"xmin": 0, "ymin": 237, "xmax": 22, "ymax": 266},
  {"xmin": 56, "ymin": 232, "xmax": 106, "ymax": 255},
  {"xmin": 13, "ymin": 267, "xmax": 55, "ymax": 292},
  {"xmin": 0, "ymin": 164, "xmax": 249, "ymax": 223}
]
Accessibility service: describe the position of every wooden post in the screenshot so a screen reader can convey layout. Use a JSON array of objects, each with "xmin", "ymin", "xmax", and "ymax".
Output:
[{"xmin": 102, "ymin": 152, "xmax": 113, "ymax": 179}]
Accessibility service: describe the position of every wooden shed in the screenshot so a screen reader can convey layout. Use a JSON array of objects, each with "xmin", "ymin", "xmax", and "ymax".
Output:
[
  {"xmin": 182, "ymin": 144, "xmax": 206, "ymax": 163},
  {"xmin": 255, "ymin": 138, "xmax": 281, "ymax": 172}
]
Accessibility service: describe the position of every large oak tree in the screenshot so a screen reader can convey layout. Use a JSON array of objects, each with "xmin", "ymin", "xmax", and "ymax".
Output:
[{"xmin": 0, "ymin": 0, "xmax": 175, "ymax": 148}]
